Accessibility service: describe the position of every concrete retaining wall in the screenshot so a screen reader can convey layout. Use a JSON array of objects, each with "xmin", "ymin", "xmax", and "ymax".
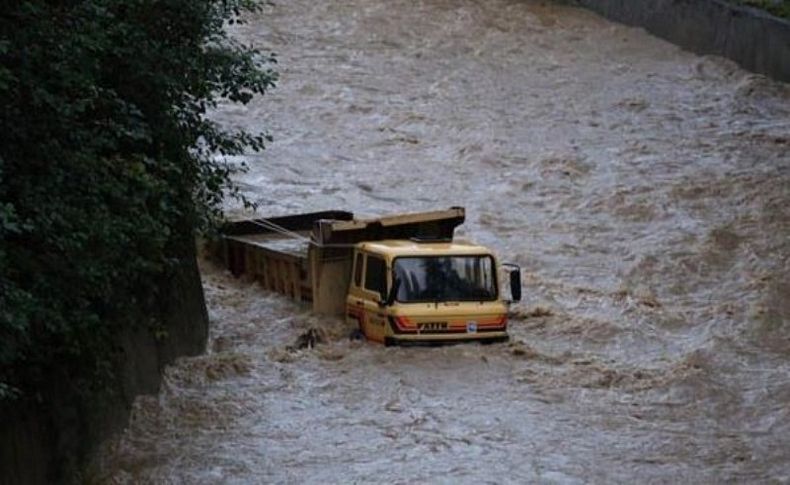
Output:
[
  {"xmin": 0, "ymin": 240, "xmax": 209, "ymax": 484},
  {"xmin": 573, "ymin": 0, "xmax": 790, "ymax": 83}
]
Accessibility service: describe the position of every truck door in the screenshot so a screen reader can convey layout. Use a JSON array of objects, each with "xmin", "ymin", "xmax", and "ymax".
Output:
[
  {"xmin": 347, "ymin": 252, "xmax": 389, "ymax": 344},
  {"xmin": 346, "ymin": 251, "xmax": 366, "ymax": 331}
]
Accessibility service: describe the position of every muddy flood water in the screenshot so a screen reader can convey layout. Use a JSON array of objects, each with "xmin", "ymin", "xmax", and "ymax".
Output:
[{"xmin": 92, "ymin": 0, "xmax": 790, "ymax": 482}]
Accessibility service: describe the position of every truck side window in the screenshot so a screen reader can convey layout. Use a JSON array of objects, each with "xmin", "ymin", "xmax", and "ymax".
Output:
[
  {"xmin": 354, "ymin": 253, "xmax": 363, "ymax": 287},
  {"xmin": 364, "ymin": 255, "xmax": 386, "ymax": 296}
]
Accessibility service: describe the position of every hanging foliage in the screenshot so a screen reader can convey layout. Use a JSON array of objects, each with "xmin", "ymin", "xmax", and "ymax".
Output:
[{"xmin": 0, "ymin": 0, "xmax": 276, "ymax": 401}]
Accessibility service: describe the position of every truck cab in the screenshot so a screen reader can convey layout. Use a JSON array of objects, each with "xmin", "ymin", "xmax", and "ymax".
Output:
[{"xmin": 346, "ymin": 240, "xmax": 519, "ymax": 345}]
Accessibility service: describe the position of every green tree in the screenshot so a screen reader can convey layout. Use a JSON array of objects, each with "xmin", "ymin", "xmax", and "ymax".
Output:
[
  {"xmin": 736, "ymin": 0, "xmax": 790, "ymax": 18},
  {"xmin": 0, "ymin": 0, "xmax": 276, "ymax": 401}
]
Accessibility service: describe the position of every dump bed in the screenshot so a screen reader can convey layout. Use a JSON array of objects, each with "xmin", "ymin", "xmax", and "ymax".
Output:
[{"xmin": 220, "ymin": 207, "xmax": 466, "ymax": 315}]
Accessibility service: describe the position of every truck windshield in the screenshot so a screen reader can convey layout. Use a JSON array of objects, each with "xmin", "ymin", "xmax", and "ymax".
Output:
[{"xmin": 393, "ymin": 255, "xmax": 497, "ymax": 302}]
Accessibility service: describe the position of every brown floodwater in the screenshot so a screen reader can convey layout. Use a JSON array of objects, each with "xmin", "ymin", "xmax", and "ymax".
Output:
[{"xmin": 92, "ymin": 0, "xmax": 790, "ymax": 482}]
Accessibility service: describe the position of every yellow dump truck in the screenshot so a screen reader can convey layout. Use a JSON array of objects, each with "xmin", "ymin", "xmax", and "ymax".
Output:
[{"xmin": 220, "ymin": 207, "xmax": 521, "ymax": 345}]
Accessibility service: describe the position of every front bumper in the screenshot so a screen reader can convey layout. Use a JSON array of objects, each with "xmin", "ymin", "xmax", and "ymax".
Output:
[{"xmin": 384, "ymin": 334, "xmax": 509, "ymax": 347}]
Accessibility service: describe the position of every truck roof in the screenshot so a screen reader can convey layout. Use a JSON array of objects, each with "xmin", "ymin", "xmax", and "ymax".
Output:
[{"xmin": 358, "ymin": 239, "xmax": 493, "ymax": 258}]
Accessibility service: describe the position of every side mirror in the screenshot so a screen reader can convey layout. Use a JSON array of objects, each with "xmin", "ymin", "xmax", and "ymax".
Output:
[
  {"xmin": 379, "ymin": 278, "xmax": 401, "ymax": 307},
  {"xmin": 510, "ymin": 269, "xmax": 521, "ymax": 302},
  {"xmin": 502, "ymin": 263, "xmax": 521, "ymax": 303}
]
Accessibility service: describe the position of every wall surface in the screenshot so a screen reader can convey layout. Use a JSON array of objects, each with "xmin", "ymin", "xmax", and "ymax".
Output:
[
  {"xmin": 573, "ymin": 0, "xmax": 790, "ymax": 83},
  {"xmin": 0, "ymin": 242, "xmax": 208, "ymax": 485}
]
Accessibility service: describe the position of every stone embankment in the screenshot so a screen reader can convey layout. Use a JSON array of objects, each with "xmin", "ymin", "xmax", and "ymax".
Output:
[
  {"xmin": 573, "ymin": 0, "xmax": 790, "ymax": 82},
  {"xmin": 0, "ymin": 241, "xmax": 208, "ymax": 484}
]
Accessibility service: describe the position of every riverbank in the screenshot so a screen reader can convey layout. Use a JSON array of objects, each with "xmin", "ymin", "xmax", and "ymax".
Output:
[
  {"xmin": 572, "ymin": 0, "xmax": 790, "ymax": 82},
  {"xmin": 0, "ymin": 244, "xmax": 208, "ymax": 485}
]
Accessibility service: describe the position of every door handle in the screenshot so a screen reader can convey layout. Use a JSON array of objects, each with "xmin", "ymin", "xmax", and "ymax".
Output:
[{"xmin": 355, "ymin": 300, "xmax": 364, "ymax": 306}]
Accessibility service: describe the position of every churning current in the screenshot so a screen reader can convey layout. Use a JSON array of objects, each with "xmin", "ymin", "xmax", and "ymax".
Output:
[{"xmin": 92, "ymin": 0, "xmax": 790, "ymax": 482}]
